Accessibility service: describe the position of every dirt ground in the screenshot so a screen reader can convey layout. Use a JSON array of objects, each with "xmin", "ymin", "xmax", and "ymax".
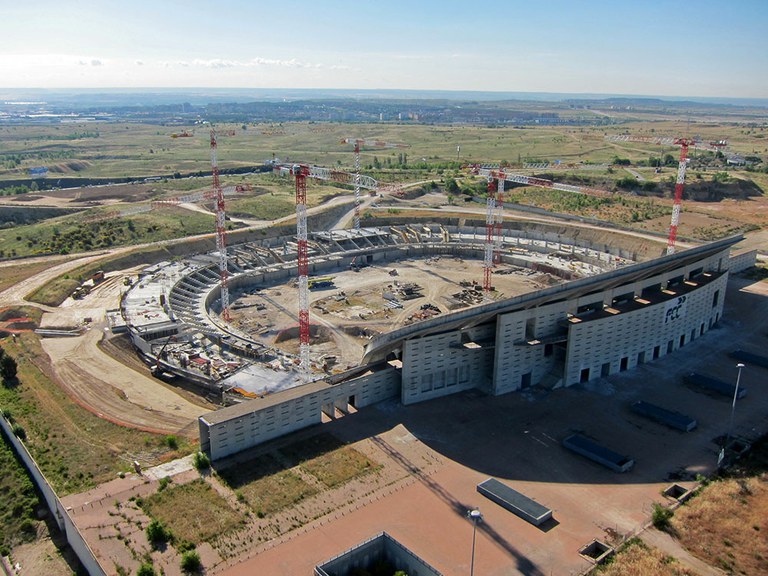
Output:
[
  {"xmin": 65, "ymin": 274, "xmax": 768, "ymax": 576},
  {"xmin": 228, "ymin": 255, "xmax": 568, "ymax": 368},
  {"xmin": 36, "ymin": 272, "xmax": 211, "ymax": 436}
]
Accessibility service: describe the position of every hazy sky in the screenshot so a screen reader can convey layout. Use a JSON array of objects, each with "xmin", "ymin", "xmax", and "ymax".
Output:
[{"xmin": 2, "ymin": 0, "xmax": 767, "ymax": 97}]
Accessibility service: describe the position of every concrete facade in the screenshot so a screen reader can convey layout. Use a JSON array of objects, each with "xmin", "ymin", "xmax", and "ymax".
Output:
[
  {"xmin": 199, "ymin": 236, "xmax": 742, "ymax": 461},
  {"xmin": 200, "ymin": 365, "xmax": 399, "ymax": 460}
]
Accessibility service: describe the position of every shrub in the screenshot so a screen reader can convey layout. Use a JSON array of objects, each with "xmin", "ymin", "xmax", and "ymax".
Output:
[
  {"xmin": 652, "ymin": 503, "xmax": 673, "ymax": 530},
  {"xmin": 158, "ymin": 477, "xmax": 172, "ymax": 491},
  {"xmin": 12, "ymin": 424, "xmax": 27, "ymax": 440},
  {"xmin": 180, "ymin": 550, "xmax": 202, "ymax": 574},
  {"xmin": 136, "ymin": 563, "xmax": 156, "ymax": 576},
  {"xmin": 164, "ymin": 435, "xmax": 179, "ymax": 450},
  {"xmin": 192, "ymin": 451, "xmax": 210, "ymax": 471},
  {"xmin": 145, "ymin": 519, "xmax": 173, "ymax": 548}
]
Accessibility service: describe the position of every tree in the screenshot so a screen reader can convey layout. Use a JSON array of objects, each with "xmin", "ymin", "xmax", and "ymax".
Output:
[
  {"xmin": 180, "ymin": 550, "xmax": 202, "ymax": 574},
  {"xmin": 1, "ymin": 354, "xmax": 17, "ymax": 383},
  {"xmin": 444, "ymin": 178, "xmax": 460, "ymax": 195},
  {"xmin": 136, "ymin": 563, "xmax": 156, "ymax": 576},
  {"xmin": 146, "ymin": 519, "xmax": 173, "ymax": 548}
]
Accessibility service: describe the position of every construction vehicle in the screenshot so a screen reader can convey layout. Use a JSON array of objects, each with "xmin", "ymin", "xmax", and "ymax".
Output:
[{"xmin": 307, "ymin": 276, "xmax": 335, "ymax": 290}]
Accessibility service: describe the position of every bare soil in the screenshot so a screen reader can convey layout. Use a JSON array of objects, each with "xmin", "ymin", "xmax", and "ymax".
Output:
[{"xmin": 228, "ymin": 255, "xmax": 562, "ymax": 368}]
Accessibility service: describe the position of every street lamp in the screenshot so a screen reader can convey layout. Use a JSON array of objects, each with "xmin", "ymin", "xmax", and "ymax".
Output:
[
  {"xmin": 468, "ymin": 508, "xmax": 482, "ymax": 576},
  {"xmin": 726, "ymin": 363, "xmax": 745, "ymax": 450}
]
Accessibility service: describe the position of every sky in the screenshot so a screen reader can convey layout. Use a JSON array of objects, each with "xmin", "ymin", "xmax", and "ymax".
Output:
[{"xmin": 1, "ymin": 0, "xmax": 767, "ymax": 98}]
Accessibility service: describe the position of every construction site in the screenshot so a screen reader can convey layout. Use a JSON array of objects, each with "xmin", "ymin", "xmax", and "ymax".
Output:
[{"xmin": 3, "ymin": 123, "xmax": 768, "ymax": 576}]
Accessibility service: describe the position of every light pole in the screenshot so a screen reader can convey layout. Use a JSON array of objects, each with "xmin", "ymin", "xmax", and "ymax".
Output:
[
  {"xmin": 468, "ymin": 508, "xmax": 482, "ymax": 576},
  {"xmin": 726, "ymin": 363, "xmax": 745, "ymax": 449}
]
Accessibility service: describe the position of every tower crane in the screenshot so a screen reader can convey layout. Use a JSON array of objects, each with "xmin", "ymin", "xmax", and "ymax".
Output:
[
  {"xmin": 605, "ymin": 134, "xmax": 727, "ymax": 254},
  {"xmin": 470, "ymin": 165, "xmax": 614, "ymax": 197},
  {"xmin": 471, "ymin": 165, "xmax": 614, "ymax": 293},
  {"xmin": 341, "ymin": 138, "xmax": 409, "ymax": 230},
  {"xmin": 481, "ymin": 171, "xmax": 506, "ymax": 294},
  {"xmin": 210, "ymin": 128, "xmax": 231, "ymax": 321},
  {"xmin": 276, "ymin": 163, "xmax": 378, "ymax": 381}
]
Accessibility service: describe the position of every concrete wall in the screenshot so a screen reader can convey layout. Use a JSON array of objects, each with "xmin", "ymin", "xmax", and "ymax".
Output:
[
  {"xmin": 401, "ymin": 324, "xmax": 494, "ymax": 405},
  {"xmin": 729, "ymin": 250, "xmax": 757, "ymax": 274},
  {"xmin": 203, "ymin": 366, "xmax": 400, "ymax": 460},
  {"xmin": 564, "ymin": 273, "xmax": 727, "ymax": 386},
  {"xmin": 0, "ymin": 417, "xmax": 106, "ymax": 576},
  {"xmin": 493, "ymin": 300, "xmax": 570, "ymax": 394},
  {"xmin": 316, "ymin": 532, "xmax": 443, "ymax": 576}
]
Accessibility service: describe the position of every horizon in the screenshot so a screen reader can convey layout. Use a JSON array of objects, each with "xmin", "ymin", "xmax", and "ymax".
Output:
[
  {"xmin": 3, "ymin": 87, "xmax": 768, "ymax": 109},
  {"xmin": 2, "ymin": 1, "xmax": 767, "ymax": 99}
]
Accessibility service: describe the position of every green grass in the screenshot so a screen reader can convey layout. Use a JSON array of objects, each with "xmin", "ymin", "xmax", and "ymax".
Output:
[
  {"xmin": 0, "ymin": 205, "xmax": 217, "ymax": 259},
  {"xmin": 0, "ymin": 330, "xmax": 195, "ymax": 495},
  {"xmin": 217, "ymin": 453, "xmax": 318, "ymax": 516},
  {"xmin": 300, "ymin": 446, "xmax": 376, "ymax": 488},
  {"xmin": 142, "ymin": 479, "xmax": 243, "ymax": 545},
  {"xmin": 278, "ymin": 433, "xmax": 377, "ymax": 488},
  {"xmin": 278, "ymin": 432, "xmax": 345, "ymax": 464},
  {"xmin": 0, "ymin": 427, "xmax": 41, "ymax": 553}
]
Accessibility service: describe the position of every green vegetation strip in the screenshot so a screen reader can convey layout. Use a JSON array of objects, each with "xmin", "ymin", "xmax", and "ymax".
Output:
[
  {"xmin": 217, "ymin": 433, "xmax": 377, "ymax": 517},
  {"xmin": 218, "ymin": 453, "xmax": 318, "ymax": 517},
  {"xmin": 142, "ymin": 479, "xmax": 243, "ymax": 545},
  {"xmin": 595, "ymin": 538, "xmax": 696, "ymax": 576},
  {"xmin": 0, "ymin": 427, "xmax": 40, "ymax": 554},
  {"xmin": 0, "ymin": 330, "xmax": 191, "ymax": 495}
]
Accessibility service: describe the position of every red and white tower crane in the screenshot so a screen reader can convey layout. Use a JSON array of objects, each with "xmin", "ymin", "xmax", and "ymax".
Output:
[
  {"xmin": 210, "ymin": 127, "xmax": 230, "ymax": 320},
  {"xmin": 471, "ymin": 165, "xmax": 615, "ymax": 292},
  {"xmin": 292, "ymin": 164, "xmax": 311, "ymax": 381},
  {"xmin": 276, "ymin": 162, "xmax": 378, "ymax": 380},
  {"xmin": 606, "ymin": 134, "xmax": 727, "ymax": 254},
  {"xmin": 480, "ymin": 170, "xmax": 506, "ymax": 293},
  {"xmin": 341, "ymin": 138, "xmax": 408, "ymax": 230}
]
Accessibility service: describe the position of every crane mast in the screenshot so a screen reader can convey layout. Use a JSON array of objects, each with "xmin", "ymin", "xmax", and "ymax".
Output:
[
  {"xmin": 604, "ymin": 134, "xmax": 726, "ymax": 254},
  {"xmin": 293, "ymin": 165, "xmax": 311, "ymax": 381},
  {"xmin": 341, "ymin": 138, "xmax": 408, "ymax": 230},
  {"xmin": 210, "ymin": 128, "xmax": 230, "ymax": 321},
  {"xmin": 276, "ymin": 162, "xmax": 379, "ymax": 380},
  {"xmin": 354, "ymin": 141, "xmax": 362, "ymax": 229},
  {"xmin": 667, "ymin": 138, "xmax": 692, "ymax": 255},
  {"xmin": 482, "ymin": 170, "xmax": 506, "ymax": 294}
]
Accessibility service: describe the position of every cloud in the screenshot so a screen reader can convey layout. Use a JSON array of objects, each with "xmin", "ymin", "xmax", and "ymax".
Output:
[
  {"xmin": 91, "ymin": 59, "xmax": 102, "ymax": 66},
  {"xmin": 135, "ymin": 60, "xmax": 144, "ymax": 66},
  {"xmin": 78, "ymin": 59, "xmax": 103, "ymax": 66},
  {"xmin": 160, "ymin": 57, "xmax": 351, "ymax": 71}
]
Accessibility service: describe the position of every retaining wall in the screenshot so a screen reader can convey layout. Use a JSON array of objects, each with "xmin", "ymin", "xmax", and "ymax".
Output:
[{"xmin": 0, "ymin": 416, "xmax": 106, "ymax": 576}]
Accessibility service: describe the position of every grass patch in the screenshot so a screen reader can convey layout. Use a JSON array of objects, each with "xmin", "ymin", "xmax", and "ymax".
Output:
[
  {"xmin": 596, "ymin": 538, "xmax": 696, "ymax": 576},
  {"xmin": 217, "ymin": 453, "xmax": 318, "ymax": 516},
  {"xmin": 0, "ymin": 426, "xmax": 41, "ymax": 552},
  {"xmin": 0, "ymin": 331, "xmax": 194, "ymax": 495},
  {"xmin": 0, "ymin": 260, "xmax": 74, "ymax": 293},
  {"xmin": 670, "ymin": 436, "xmax": 768, "ymax": 576},
  {"xmin": 142, "ymin": 479, "xmax": 242, "ymax": 545},
  {"xmin": 0, "ymin": 205, "xmax": 217, "ymax": 259},
  {"xmin": 299, "ymin": 446, "xmax": 376, "ymax": 488}
]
